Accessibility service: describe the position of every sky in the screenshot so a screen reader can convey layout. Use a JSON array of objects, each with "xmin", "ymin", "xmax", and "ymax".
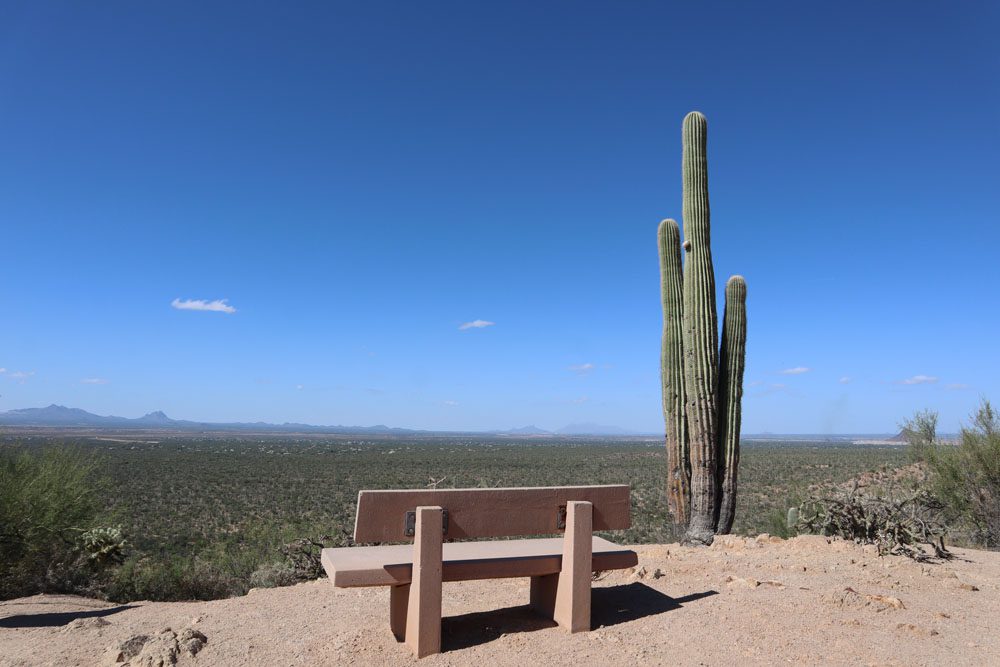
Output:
[{"xmin": 1, "ymin": 1, "xmax": 998, "ymax": 434}]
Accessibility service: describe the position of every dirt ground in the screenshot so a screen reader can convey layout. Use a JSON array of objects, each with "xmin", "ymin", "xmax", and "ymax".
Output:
[{"xmin": 2, "ymin": 535, "xmax": 998, "ymax": 666}]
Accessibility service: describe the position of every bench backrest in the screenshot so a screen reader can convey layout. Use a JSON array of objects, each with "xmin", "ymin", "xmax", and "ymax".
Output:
[{"xmin": 352, "ymin": 484, "xmax": 630, "ymax": 543}]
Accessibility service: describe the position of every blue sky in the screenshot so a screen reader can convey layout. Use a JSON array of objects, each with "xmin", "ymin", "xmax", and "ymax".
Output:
[{"xmin": 1, "ymin": 1, "xmax": 997, "ymax": 433}]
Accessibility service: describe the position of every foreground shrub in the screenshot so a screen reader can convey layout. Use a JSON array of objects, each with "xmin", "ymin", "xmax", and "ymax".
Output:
[
  {"xmin": 0, "ymin": 445, "xmax": 121, "ymax": 598},
  {"xmin": 796, "ymin": 484, "xmax": 952, "ymax": 561},
  {"xmin": 904, "ymin": 399, "xmax": 1000, "ymax": 549}
]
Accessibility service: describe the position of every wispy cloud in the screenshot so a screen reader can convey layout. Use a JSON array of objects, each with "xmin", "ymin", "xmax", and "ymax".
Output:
[
  {"xmin": 568, "ymin": 363, "xmax": 595, "ymax": 375},
  {"xmin": 0, "ymin": 368, "xmax": 5, "ymax": 374},
  {"xmin": 458, "ymin": 319, "xmax": 495, "ymax": 331},
  {"xmin": 296, "ymin": 384, "xmax": 304, "ymax": 390},
  {"xmin": 81, "ymin": 378, "xmax": 109, "ymax": 385},
  {"xmin": 442, "ymin": 400, "xmax": 459, "ymax": 407},
  {"xmin": 838, "ymin": 376, "xmax": 851, "ymax": 384},
  {"xmin": 572, "ymin": 396, "xmax": 590, "ymax": 404},
  {"xmin": 780, "ymin": 366, "xmax": 811, "ymax": 375},
  {"xmin": 171, "ymin": 298, "xmax": 237, "ymax": 314},
  {"xmin": 898, "ymin": 375, "xmax": 938, "ymax": 385},
  {"xmin": 946, "ymin": 383, "xmax": 970, "ymax": 391},
  {"xmin": 748, "ymin": 380, "xmax": 764, "ymax": 387},
  {"xmin": 6, "ymin": 370, "xmax": 35, "ymax": 383}
]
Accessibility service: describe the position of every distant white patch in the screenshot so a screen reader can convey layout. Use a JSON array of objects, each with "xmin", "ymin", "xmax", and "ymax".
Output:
[
  {"xmin": 0, "ymin": 368, "xmax": 6, "ymax": 374},
  {"xmin": 7, "ymin": 370, "xmax": 34, "ymax": 383},
  {"xmin": 171, "ymin": 298, "xmax": 237, "ymax": 314},
  {"xmin": 568, "ymin": 363, "xmax": 595, "ymax": 375},
  {"xmin": 296, "ymin": 384, "xmax": 304, "ymax": 390},
  {"xmin": 81, "ymin": 378, "xmax": 109, "ymax": 385},
  {"xmin": 946, "ymin": 383, "xmax": 970, "ymax": 390},
  {"xmin": 770, "ymin": 383, "xmax": 787, "ymax": 389},
  {"xmin": 458, "ymin": 319, "xmax": 495, "ymax": 330},
  {"xmin": 780, "ymin": 366, "xmax": 811, "ymax": 375},
  {"xmin": 839, "ymin": 376, "xmax": 851, "ymax": 384},
  {"xmin": 572, "ymin": 396, "xmax": 590, "ymax": 404},
  {"xmin": 442, "ymin": 400, "xmax": 459, "ymax": 407},
  {"xmin": 748, "ymin": 380, "xmax": 764, "ymax": 387},
  {"xmin": 898, "ymin": 375, "xmax": 938, "ymax": 385}
]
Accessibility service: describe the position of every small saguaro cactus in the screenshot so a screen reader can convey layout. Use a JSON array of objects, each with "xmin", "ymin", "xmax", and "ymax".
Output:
[{"xmin": 658, "ymin": 111, "xmax": 748, "ymax": 545}]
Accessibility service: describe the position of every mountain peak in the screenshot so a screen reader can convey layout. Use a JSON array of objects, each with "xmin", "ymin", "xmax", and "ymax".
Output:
[{"xmin": 137, "ymin": 411, "xmax": 173, "ymax": 423}]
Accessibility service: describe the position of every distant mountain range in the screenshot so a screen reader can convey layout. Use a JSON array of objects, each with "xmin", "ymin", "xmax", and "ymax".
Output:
[
  {"xmin": 0, "ymin": 405, "xmax": 421, "ymax": 435},
  {"xmin": 0, "ymin": 405, "xmax": 642, "ymax": 437}
]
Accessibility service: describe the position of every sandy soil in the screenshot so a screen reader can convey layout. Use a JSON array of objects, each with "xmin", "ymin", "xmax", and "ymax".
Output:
[{"xmin": 2, "ymin": 535, "xmax": 998, "ymax": 666}]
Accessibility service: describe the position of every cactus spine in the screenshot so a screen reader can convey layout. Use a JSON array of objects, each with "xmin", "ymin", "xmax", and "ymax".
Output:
[
  {"xmin": 658, "ymin": 218, "xmax": 689, "ymax": 526},
  {"xmin": 658, "ymin": 111, "xmax": 748, "ymax": 545}
]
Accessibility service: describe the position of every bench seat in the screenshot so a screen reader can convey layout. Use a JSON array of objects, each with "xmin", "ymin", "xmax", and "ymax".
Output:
[{"xmin": 322, "ymin": 536, "xmax": 638, "ymax": 588}]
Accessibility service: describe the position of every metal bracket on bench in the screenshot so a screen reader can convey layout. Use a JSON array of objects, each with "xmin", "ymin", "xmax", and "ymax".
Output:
[{"xmin": 404, "ymin": 509, "xmax": 449, "ymax": 537}]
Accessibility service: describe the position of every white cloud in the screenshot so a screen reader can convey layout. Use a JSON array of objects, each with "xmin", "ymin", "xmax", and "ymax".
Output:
[
  {"xmin": 458, "ymin": 319, "xmax": 495, "ymax": 330},
  {"xmin": 442, "ymin": 400, "xmax": 459, "ymax": 407},
  {"xmin": 171, "ymin": 298, "xmax": 237, "ymax": 314},
  {"xmin": 898, "ymin": 375, "xmax": 938, "ymax": 385},
  {"xmin": 7, "ymin": 370, "xmax": 35, "ymax": 383},
  {"xmin": 946, "ymin": 383, "xmax": 970, "ymax": 391},
  {"xmin": 296, "ymin": 384, "xmax": 304, "ymax": 390},
  {"xmin": 748, "ymin": 380, "xmax": 764, "ymax": 387},
  {"xmin": 572, "ymin": 396, "xmax": 590, "ymax": 404},
  {"xmin": 780, "ymin": 366, "xmax": 811, "ymax": 375},
  {"xmin": 0, "ymin": 368, "xmax": 6, "ymax": 374},
  {"xmin": 81, "ymin": 378, "xmax": 109, "ymax": 385},
  {"xmin": 839, "ymin": 376, "xmax": 851, "ymax": 384},
  {"xmin": 568, "ymin": 363, "xmax": 595, "ymax": 375}
]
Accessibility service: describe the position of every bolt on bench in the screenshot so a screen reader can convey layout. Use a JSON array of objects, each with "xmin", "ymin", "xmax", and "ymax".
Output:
[{"xmin": 321, "ymin": 485, "xmax": 638, "ymax": 658}]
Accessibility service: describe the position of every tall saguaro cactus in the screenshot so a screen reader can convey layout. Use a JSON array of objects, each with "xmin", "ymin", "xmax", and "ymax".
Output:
[{"xmin": 658, "ymin": 111, "xmax": 748, "ymax": 545}]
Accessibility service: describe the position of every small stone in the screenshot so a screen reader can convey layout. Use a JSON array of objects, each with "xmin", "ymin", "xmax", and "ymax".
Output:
[{"xmin": 959, "ymin": 583, "xmax": 979, "ymax": 591}]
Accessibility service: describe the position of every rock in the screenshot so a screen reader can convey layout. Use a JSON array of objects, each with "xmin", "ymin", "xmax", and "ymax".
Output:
[
  {"xmin": 896, "ymin": 623, "xmax": 939, "ymax": 637},
  {"xmin": 102, "ymin": 627, "xmax": 207, "ymax": 666},
  {"xmin": 179, "ymin": 628, "xmax": 208, "ymax": 656},
  {"xmin": 959, "ymin": 582, "xmax": 980, "ymax": 591},
  {"xmin": 62, "ymin": 616, "xmax": 111, "ymax": 632},
  {"xmin": 725, "ymin": 575, "xmax": 760, "ymax": 588}
]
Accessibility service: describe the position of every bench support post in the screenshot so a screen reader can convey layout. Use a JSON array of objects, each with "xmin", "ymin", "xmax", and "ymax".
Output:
[
  {"xmin": 390, "ymin": 584, "xmax": 409, "ymax": 641},
  {"xmin": 553, "ymin": 500, "xmax": 592, "ymax": 633},
  {"xmin": 405, "ymin": 506, "xmax": 443, "ymax": 657}
]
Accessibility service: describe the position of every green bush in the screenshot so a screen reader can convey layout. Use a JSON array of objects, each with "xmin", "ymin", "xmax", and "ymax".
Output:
[
  {"xmin": 0, "ymin": 444, "xmax": 120, "ymax": 598},
  {"xmin": 904, "ymin": 400, "xmax": 1000, "ymax": 549}
]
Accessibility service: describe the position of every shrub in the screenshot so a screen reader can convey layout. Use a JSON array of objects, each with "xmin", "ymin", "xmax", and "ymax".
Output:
[
  {"xmin": 0, "ymin": 445, "xmax": 120, "ymax": 598},
  {"xmin": 796, "ymin": 484, "xmax": 951, "ymax": 561},
  {"xmin": 905, "ymin": 400, "xmax": 1000, "ymax": 549}
]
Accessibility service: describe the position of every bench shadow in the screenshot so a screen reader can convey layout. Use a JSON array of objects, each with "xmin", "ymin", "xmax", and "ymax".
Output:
[
  {"xmin": 441, "ymin": 604, "xmax": 557, "ymax": 652},
  {"xmin": 440, "ymin": 584, "xmax": 717, "ymax": 652},
  {"xmin": 592, "ymin": 583, "xmax": 717, "ymax": 629},
  {"xmin": 0, "ymin": 605, "xmax": 138, "ymax": 629}
]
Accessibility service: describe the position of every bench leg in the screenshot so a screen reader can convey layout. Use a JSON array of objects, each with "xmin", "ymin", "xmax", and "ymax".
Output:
[
  {"xmin": 529, "ymin": 573, "xmax": 558, "ymax": 617},
  {"xmin": 553, "ymin": 500, "xmax": 592, "ymax": 633},
  {"xmin": 405, "ymin": 506, "xmax": 443, "ymax": 658},
  {"xmin": 390, "ymin": 584, "xmax": 409, "ymax": 641}
]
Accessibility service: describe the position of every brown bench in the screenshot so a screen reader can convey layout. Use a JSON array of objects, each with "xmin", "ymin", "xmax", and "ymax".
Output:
[{"xmin": 321, "ymin": 485, "xmax": 638, "ymax": 658}]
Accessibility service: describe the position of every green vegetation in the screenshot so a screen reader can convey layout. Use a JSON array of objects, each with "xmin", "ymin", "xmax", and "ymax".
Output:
[
  {"xmin": 905, "ymin": 399, "xmax": 1000, "ymax": 549},
  {"xmin": 658, "ymin": 110, "xmax": 748, "ymax": 545},
  {"xmin": 0, "ymin": 445, "xmax": 124, "ymax": 598},
  {"xmin": 0, "ymin": 434, "xmax": 909, "ymax": 601}
]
